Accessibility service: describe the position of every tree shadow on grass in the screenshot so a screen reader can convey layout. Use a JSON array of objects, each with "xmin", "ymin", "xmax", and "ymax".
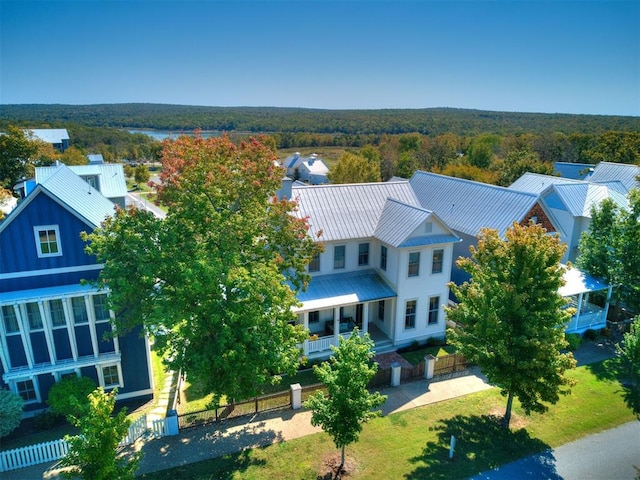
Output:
[
  {"xmin": 404, "ymin": 414, "xmax": 559, "ymax": 480},
  {"xmin": 586, "ymin": 358, "xmax": 640, "ymax": 418}
]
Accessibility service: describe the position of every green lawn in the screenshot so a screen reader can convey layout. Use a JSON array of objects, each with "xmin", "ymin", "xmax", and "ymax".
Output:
[
  {"xmin": 141, "ymin": 359, "xmax": 636, "ymax": 480},
  {"xmin": 399, "ymin": 344, "xmax": 457, "ymax": 365}
]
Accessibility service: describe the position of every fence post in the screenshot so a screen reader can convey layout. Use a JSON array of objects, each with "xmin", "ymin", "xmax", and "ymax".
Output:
[
  {"xmin": 290, "ymin": 383, "xmax": 302, "ymax": 410},
  {"xmin": 424, "ymin": 355, "xmax": 437, "ymax": 380},
  {"xmin": 165, "ymin": 409, "xmax": 179, "ymax": 436},
  {"xmin": 390, "ymin": 362, "xmax": 402, "ymax": 387}
]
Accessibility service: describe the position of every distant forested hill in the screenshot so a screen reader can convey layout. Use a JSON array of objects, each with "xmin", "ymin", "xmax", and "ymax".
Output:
[{"xmin": 1, "ymin": 103, "xmax": 638, "ymax": 136}]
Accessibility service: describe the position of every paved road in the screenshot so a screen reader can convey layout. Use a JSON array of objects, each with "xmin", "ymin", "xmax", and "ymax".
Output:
[
  {"xmin": 471, "ymin": 421, "xmax": 640, "ymax": 480},
  {"xmin": 126, "ymin": 192, "xmax": 166, "ymax": 219}
]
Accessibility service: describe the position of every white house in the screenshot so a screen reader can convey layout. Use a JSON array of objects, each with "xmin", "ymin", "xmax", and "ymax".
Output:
[
  {"xmin": 297, "ymin": 155, "xmax": 329, "ymax": 184},
  {"xmin": 290, "ymin": 181, "xmax": 460, "ymax": 359}
]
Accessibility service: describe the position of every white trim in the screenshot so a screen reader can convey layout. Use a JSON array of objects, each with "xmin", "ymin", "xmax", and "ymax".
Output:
[
  {"xmin": 0, "ymin": 264, "xmax": 103, "ymax": 281},
  {"xmin": 33, "ymin": 225, "xmax": 63, "ymax": 258},
  {"xmin": 97, "ymin": 362, "xmax": 124, "ymax": 390},
  {"xmin": 12, "ymin": 376, "xmax": 41, "ymax": 405}
]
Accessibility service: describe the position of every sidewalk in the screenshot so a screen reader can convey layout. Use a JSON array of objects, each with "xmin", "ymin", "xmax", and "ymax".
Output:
[{"xmin": 5, "ymin": 340, "xmax": 617, "ymax": 479}]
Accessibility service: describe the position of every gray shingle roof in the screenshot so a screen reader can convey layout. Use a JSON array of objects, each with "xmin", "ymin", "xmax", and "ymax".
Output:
[
  {"xmin": 409, "ymin": 171, "xmax": 539, "ymax": 237},
  {"xmin": 291, "ymin": 181, "xmax": 420, "ymax": 241}
]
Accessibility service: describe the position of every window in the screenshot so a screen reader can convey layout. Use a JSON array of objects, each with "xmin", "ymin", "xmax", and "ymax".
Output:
[
  {"xmin": 424, "ymin": 222, "xmax": 433, "ymax": 234},
  {"xmin": 432, "ymin": 249, "xmax": 444, "ymax": 274},
  {"xmin": 71, "ymin": 297, "xmax": 88, "ymax": 325},
  {"xmin": 308, "ymin": 253, "xmax": 320, "ymax": 272},
  {"xmin": 380, "ymin": 245, "xmax": 387, "ymax": 271},
  {"xmin": 358, "ymin": 243, "xmax": 369, "ymax": 266},
  {"xmin": 2, "ymin": 305, "xmax": 19, "ymax": 333},
  {"xmin": 334, "ymin": 245, "xmax": 345, "ymax": 269},
  {"xmin": 49, "ymin": 299, "xmax": 66, "ymax": 327},
  {"xmin": 26, "ymin": 302, "xmax": 43, "ymax": 331},
  {"xmin": 408, "ymin": 252, "xmax": 420, "ymax": 277},
  {"xmin": 308, "ymin": 310, "xmax": 320, "ymax": 324},
  {"xmin": 16, "ymin": 379, "xmax": 37, "ymax": 402},
  {"xmin": 102, "ymin": 365, "xmax": 120, "ymax": 388},
  {"xmin": 405, "ymin": 300, "xmax": 417, "ymax": 329},
  {"xmin": 378, "ymin": 300, "xmax": 385, "ymax": 322},
  {"xmin": 34, "ymin": 225, "xmax": 62, "ymax": 257},
  {"xmin": 93, "ymin": 294, "xmax": 110, "ymax": 322},
  {"xmin": 428, "ymin": 296, "xmax": 440, "ymax": 325}
]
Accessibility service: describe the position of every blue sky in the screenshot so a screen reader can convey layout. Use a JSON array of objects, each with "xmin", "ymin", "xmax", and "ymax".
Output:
[{"xmin": 1, "ymin": 1, "xmax": 638, "ymax": 116}]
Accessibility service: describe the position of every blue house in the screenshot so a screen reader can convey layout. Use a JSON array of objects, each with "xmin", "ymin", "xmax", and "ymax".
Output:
[{"xmin": 0, "ymin": 165, "xmax": 153, "ymax": 415}]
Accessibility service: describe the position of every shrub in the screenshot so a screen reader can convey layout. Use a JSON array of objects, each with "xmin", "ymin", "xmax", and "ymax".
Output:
[
  {"xmin": 47, "ymin": 376, "xmax": 97, "ymax": 420},
  {"xmin": 583, "ymin": 329, "xmax": 598, "ymax": 341},
  {"xmin": 34, "ymin": 410, "xmax": 60, "ymax": 430},
  {"xmin": 565, "ymin": 333, "xmax": 583, "ymax": 351},
  {"xmin": 0, "ymin": 388, "xmax": 23, "ymax": 438}
]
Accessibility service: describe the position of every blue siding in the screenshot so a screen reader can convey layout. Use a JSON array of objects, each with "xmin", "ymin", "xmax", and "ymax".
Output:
[
  {"xmin": 75, "ymin": 326, "xmax": 93, "ymax": 357},
  {"xmin": 2, "ymin": 270, "xmax": 100, "ymax": 292},
  {"xmin": 80, "ymin": 366, "xmax": 98, "ymax": 384},
  {"xmin": 96, "ymin": 323, "xmax": 115, "ymax": 353},
  {"xmin": 0, "ymin": 192, "xmax": 97, "ymax": 289},
  {"xmin": 6, "ymin": 336, "xmax": 27, "ymax": 367},
  {"xmin": 52, "ymin": 329, "xmax": 73, "ymax": 360},
  {"xmin": 118, "ymin": 326, "xmax": 151, "ymax": 394},
  {"xmin": 30, "ymin": 333, "xmax": 50, "ymax": 364}
]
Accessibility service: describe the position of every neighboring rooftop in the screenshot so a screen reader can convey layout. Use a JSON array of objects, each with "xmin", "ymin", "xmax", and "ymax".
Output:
[
  {"xmin": 36, "ymin": 163, "xmax": 127, "ymax": 200},
  {"xmin": 588, "ymin": 162, "xmax": 640, "ymax": 192},
  {"xmin": 24, "ymin": 128, "xmax": 69, "ymax": 145}
]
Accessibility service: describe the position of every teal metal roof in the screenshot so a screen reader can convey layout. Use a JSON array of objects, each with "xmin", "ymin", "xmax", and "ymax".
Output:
[
  {"xmin": 295, "ymin": 270, "xmax": 396, "ymax": 312},
  {"xmin": 37, "ymin": 163, "xmax": 127, "ymax": 200},
  {"xmin": 0, "ymin": 283, "xmax": 98, "ymax": 305}
]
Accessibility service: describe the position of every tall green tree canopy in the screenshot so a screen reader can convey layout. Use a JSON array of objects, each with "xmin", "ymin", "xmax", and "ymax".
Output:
[
  {"xmin": 0, "ymin": 125, "xmax": 39, "ymax": 188},
  {"xmin": 327, "ymin": 151, "xmax": 381, "ymax": 184},
  {"xmin": 304, "ymin": 327, "xmax": 386, "ymax": 470},
  {"xmin": 446, "ymin": 222, "xmax": 576, "ymax": 428},
  {"xmin": 84, "ymin": 135, "xmax": 321, "ymax": 404},
  {"xmin": 577, "ymin": 189, "xmax": 640, "ymax": 315}
]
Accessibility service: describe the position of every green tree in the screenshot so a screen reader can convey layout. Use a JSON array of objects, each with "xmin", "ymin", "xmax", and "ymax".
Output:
[
  {"xmin": 577, "ymin": 189, "xmax": 640, "ymax": 315},
  {"xmin": 123, "ymin": 164, "xmax": 135, "ymax": 179},
  {"xmin": 61, "ymin": 387, "xmax": 140, "ymax": 480},
  {"xmin": 494, "ymin": 149, "xmax": 555, "ymax": 186},
  {"xmin": 47, "ymin": 376, "xmax": 97, "ymax": 419},
  {"xmin": 328, "ymin": 151, "xmax": 381, "ymax": 184},
  {"xmin": 84, "ymin": 135, "xmax": 320, "ymax": 405},
  {"xmin": 60, "ymin": 146, "xmax": 89, "ymax": 166},
  {"xmin": 466, "ymin": 135, "xmax": 499, "ymax": 169},
  {"xmin": 304, "ymin": 327, "xmax": 386, "ymax": 470},
  {"xmin": 0, "ymin": 388, "xmax": 23, "ymax": 438},
  {"xmin": 0, "ymin": 125, "xmax": 39, "ymax": 188},
  {"xmin": 616, "ymin": 316, "xmax": 640, "ymax": 418},
  {"xmin": 446, "ymin": 222, "xmax": 576, "ymax": 428},
  {"xmin": 134, "ymin": 164, "xmax": 150, "ymax": 184}
]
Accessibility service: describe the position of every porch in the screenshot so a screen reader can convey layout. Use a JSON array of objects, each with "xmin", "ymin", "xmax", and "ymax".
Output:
[
  {"xmin": 302, "ymin": 323, "xmax": 393, "ymax": 359},
  {"xmin": 560, "ymin": 266, "xmax": 611, "ymax": 334}
]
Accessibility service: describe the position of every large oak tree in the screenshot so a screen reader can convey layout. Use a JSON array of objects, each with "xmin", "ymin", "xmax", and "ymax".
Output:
[
  {"xmin": 446, "ymin": 222, "xmax": 576, "ymax": 428},
  {"xmin": 84, "ymin": 135, "xmax": 321, "ymax": 404}
]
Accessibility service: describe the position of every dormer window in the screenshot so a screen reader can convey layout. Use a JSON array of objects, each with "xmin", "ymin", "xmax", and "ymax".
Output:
[{"xmin": 34, "ymin": 225, "xmax": 62, "ymax": 258}]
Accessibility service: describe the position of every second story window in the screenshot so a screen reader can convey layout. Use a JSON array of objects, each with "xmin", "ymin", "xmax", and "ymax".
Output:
[
  {"xmin": 380, "ymin": 245, "xmax": 388, "ymax": 271},
  {"xmin": 308, "ymin": 253, "xmax": 320, "ymax": 272},
  {"xmin": 432, "ymin": 249, "xmax": 444, "ymax": 274},
  {"xmin": 34, "ymin": 225, "xmax": 62, "ymax": 258},
  {"xmin": 26, "ymin": 302, "xmax": 43, "ymax": 331},
  {"xmin": 358, "ymin": 243, "xmax": 369, "ymax": 266},
  {"xmin": 405, "ymin": 300, "xmax": 417, "ymax": 329},
  {"xmin": 408, "ymin": 252, "xmax": 420, "ymax": 277},
  {"xmin": 49, "ymin": 299, "xmax": 66, "ymax": 327},
  {"xmin": 93, "ymin": 294, "xmax": 111, "ymax": 322},
  {"xmin": 334, "ymin": 245, "xmax": 345, "ymax": 270},
  {"xmin": 1, "ymin": 305, "xmax": 19, "ymax": 334},
  {"xmin": 71, "ymin": 297, "xmax": 88, "ymax": 325}
]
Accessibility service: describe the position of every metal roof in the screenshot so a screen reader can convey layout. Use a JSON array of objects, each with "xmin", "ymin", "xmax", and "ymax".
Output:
[
  {"xmin": 36, "ymin": 163, "xmax": 127, "ymax": 199},
  {"xmin": 509, "ymin": 173, "xmax": 581, "ymax": 194},
  {"xmin": 559, "ymin": 265, "xmax": 609, "ymax": 297},
  {"xmin": 291, "ymin": 181, "xmax": 420, "ymax": 241},
  {"xmin": 589, "ymin": 162, "xmax": 640, "ymax": 192},
  {"xmin": 409, "ymin": 171, "xmax": 539, "ymax": 237},
  {"xmin": 24, "ymin": 128, "xmax": 69, "ymax": 144},
  {"xmin": 294, "ymin": 270, "xmax": 396, "ymax": 312},
  {"xmin": 545, "ymin": 183, "xmax": 629, "ymax": 217},
  {"xmin": 0, "ymin": 283, "xmax": 98, "ymax": 305},
  {"xmin": 39, "ymin": 165, "xmax": 116, "ymax": 228},
  {"xmin": 554, "ymin": 162, "xmax": 595, "ymax": 180}
]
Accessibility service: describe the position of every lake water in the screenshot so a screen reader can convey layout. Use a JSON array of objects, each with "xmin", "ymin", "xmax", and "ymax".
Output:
[{"xmin": 128, "ymin": 129, "xmax": 221, "ymax": 140}]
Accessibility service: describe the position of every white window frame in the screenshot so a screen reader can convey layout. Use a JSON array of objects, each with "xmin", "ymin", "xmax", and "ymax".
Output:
[
  {"xmin": 1, "ymin": 305, "xmax": 20, "ymax": 334},
  {"xmin": 428, "ymin": 296, "xmax": 440, "ymax": 325},
  {"xmin": 308, "ymin": 253, "xmax": 320, "ymax": 272},
  {"xmin": 92, "ymin": 294, "xmax": 111, "ymax": 323},
  {"xmin": 334, "ymin": 245, "xmax": 346, "ymax": 270},
  {"xmin": 431, "ymin": 249, "xmax": 444, "ymax": 275},
  {"xmin": 98, "ymin": 363, "xmax": 123, "ymax": 390},
  {"xmin": 358, "ymin": 242, "xmax": 370, "ymax": 266},
  {"xmin": 408, "ymin": 252, "xmax": 420, "ymax": 277},
  {"xmin": 404, "ymin": 299, "xmax": 417, "ymax": 330},
  {"xmin": 33, "ymin": 225, "xmax": 63, "ymax": 258},
  {"xmin": 14, "ymin": 377, "xmax": 40, "ymax": 404}
]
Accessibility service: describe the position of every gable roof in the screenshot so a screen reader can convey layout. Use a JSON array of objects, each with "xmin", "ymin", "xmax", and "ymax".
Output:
[
  {"xmin": 24, "ymin": 128, "xmax": 69, "ymax": 144},
  {"xmin": 300, "ymin": 159, "xmax": 329, "ymax": 175},
  {"xmin": 543, "ymin": 182, "xmax": 629, "ymax": 217},
  {"xmin": 588, "ymin": 162, "xmax": 640, "ymax": 192},
  {"xmin": 36, "ymin": 163, "xmax": 127, "ymax": 199},
  {"xmin": 291, "ymin": 181, "xmax": 420, "ymax": 242},
  {"xmin": 374, "ymin": 198, "xmax": 459, "ymax": 248},
  {"xmin": 409, "ymin": 171, "xmax": 539, "ymax": 237},
  {"xmin": 509, "ymin": 172, "xmax": 581, "ymax": 194},
  {"xmin": 1, "ymin": 164, "xmax": 116, "ymax": 234}
]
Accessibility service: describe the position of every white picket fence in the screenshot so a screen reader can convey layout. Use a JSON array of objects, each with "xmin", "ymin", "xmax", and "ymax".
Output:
[{"xmin": 0, "ymin": 413, "xmax": 166, "ymax": 473}]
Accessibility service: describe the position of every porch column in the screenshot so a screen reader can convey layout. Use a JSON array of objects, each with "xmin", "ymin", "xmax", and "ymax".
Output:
[
  {"xmin": 38, "ymin": 301, "xmax": 57, "ymax": 364},
  {"xmin": 603, "ymin": 285, "xmax": 613, "ymax": 323},
  {"xmin": 16, "ymin": 304, "xmax": 34, "ymax": 368},
  {"xmin": 62, "ymin": 298, "xmax": 79, "ymax": 360},
  {"xmin": 575, "ymin": 292, "xmax": 584, "ymax": 331},
  {"xmin": 85, "ymin": 296, "xmax": 99, "ymax": 358},
  {"xmin": 362, "ymin": 302, "xmax": 369, "ymax": 335},
  {"xmin": 302, "ymin": 312, "xmax": 309, "ymax": 356},
  {"xmin": 333, "ymin": 307, "xmax": 340, "ymax": 344}
]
